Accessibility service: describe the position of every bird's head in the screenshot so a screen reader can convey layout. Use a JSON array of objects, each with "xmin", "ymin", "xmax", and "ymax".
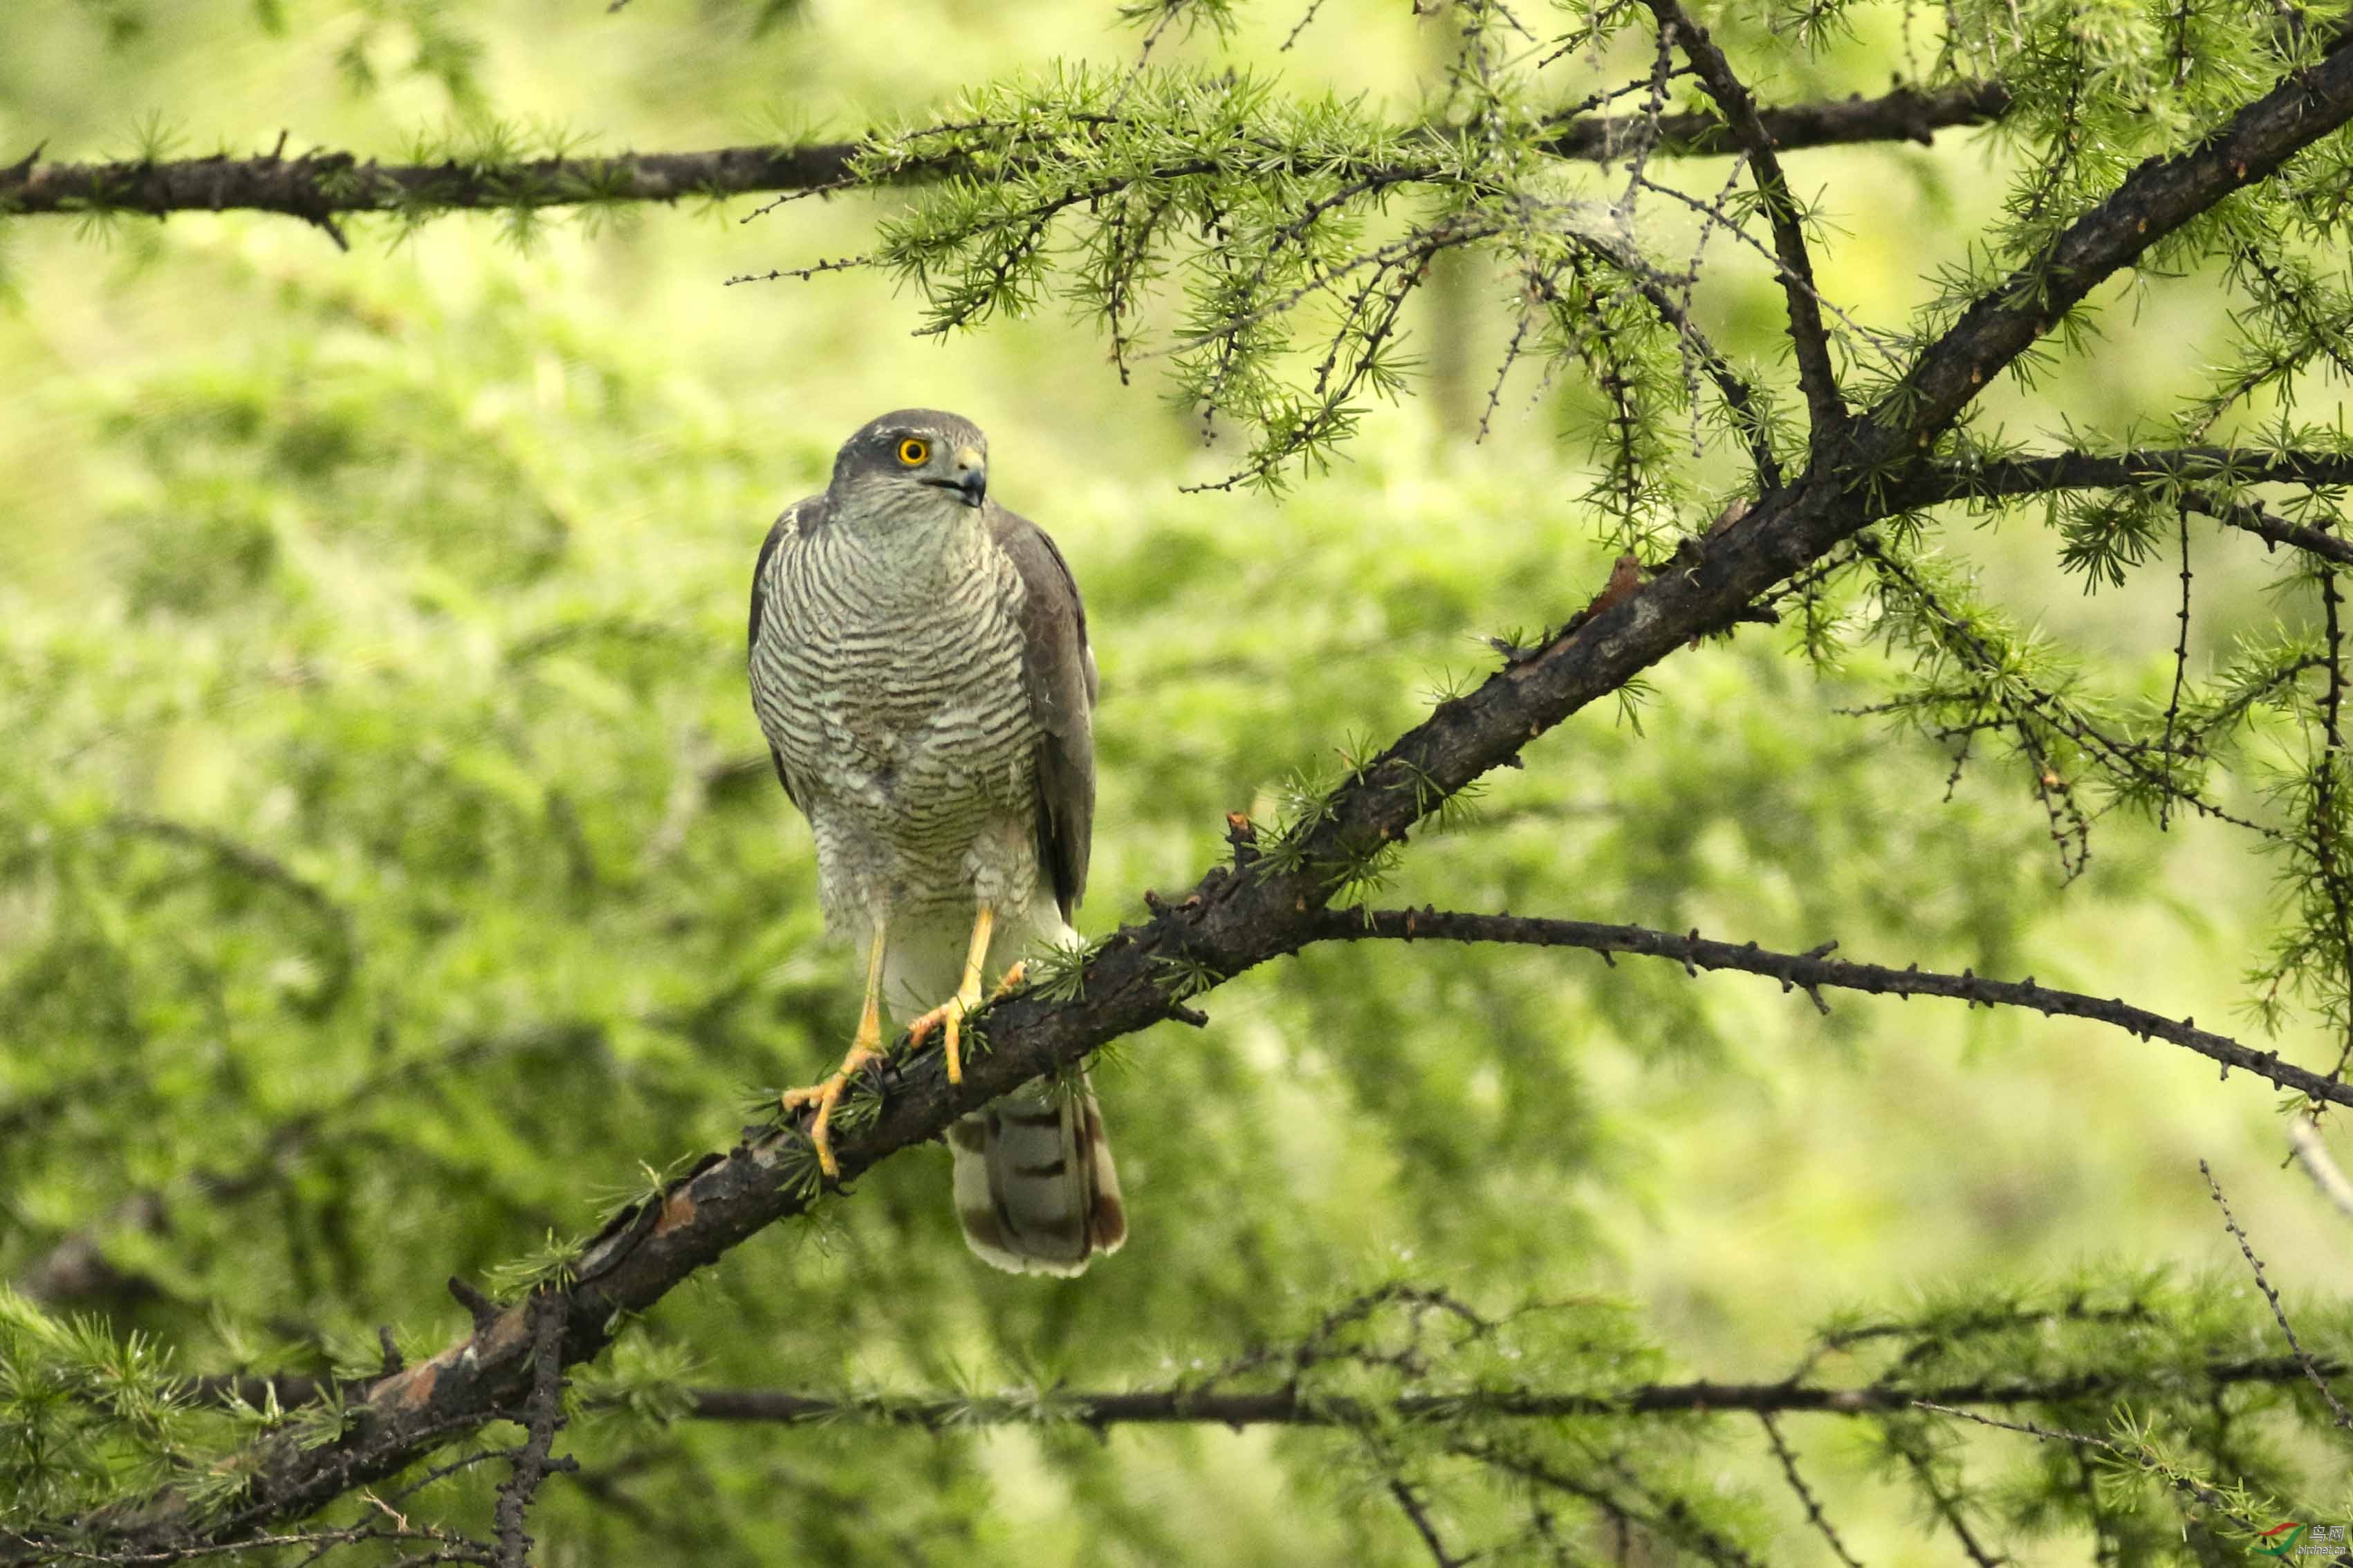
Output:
[{"xmin": 827, "ymin": 409, "xmax": 989, "ymax": 519}]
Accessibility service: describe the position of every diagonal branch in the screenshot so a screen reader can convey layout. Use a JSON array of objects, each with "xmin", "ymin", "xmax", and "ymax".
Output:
[
  {"xmin": 39, "ymin": 28, "xmax": 2353, "ymax": 1565},
  {"xmin": 0, "ymin": 83, "xmax": 2010, "ymax": 231},
  {"xmin": 1298, "ymin": 909, "xmax": 2348, "ymax": 1103},
  {"xmin": 1639, "ymin": 0, "xmax": 1847, "ymax": 441},
  {"xmin": 1760, "ymin": 1414, "xmax": 1867, "ymax": 1568},
  {"xmin": 2202, "ymin": 1161, "xmax": 2353, "ymax": 1430},
  {"xmin": 1385, "ymin": 1479, "xmax": 1468, "ymax": 1568}
]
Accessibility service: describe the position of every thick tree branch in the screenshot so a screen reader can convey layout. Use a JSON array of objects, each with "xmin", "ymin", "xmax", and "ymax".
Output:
[
  {"xmin": 1298, "ymin": 909, "xmax": 2347, "ymax": 1103},
  {"xmin": 0, "ymin": 82, "xmax": 2006, "ymax": 231},
  {"xmin": 666, "ymin": 1355, "xmax": 2337, "ymax": 1428},
  {"xmin": 39, "ymin": 29, "xmax": 2353, "ymax": 1565}
]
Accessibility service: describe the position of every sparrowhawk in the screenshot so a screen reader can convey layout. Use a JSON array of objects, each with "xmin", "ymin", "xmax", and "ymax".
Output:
[{"xmin": 747, "ymin": 409, "xmax": 1125, "ymax": 1275}]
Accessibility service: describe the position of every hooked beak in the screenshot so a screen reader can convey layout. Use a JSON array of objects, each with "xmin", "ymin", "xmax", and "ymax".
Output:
[{"xmin": 923, "ymin": 446, "xmax": 988, "ymax": 508}]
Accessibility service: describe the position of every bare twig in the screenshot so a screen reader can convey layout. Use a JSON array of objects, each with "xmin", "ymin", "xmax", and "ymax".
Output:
[
  {"xmin": 2161, "ymin": 503, "xmax": 2193, "ymax": 829},
  {"xmin": 1637, "ymin": 0, "xmax": 1847, "ymax": 438},
  {"xmin": 1912, "ymin": 1403, "xmax": 2264, "ymax": 1533},
  {"xmin": 1302, "ymin": 908, "xmax": 2353, "ymax": 1107},
  {"xmin": 2200, "ymin": 1159, "xmax": 2353, "ymax": 1430},
  {"xmin": 1386, "ymin": 1480, "xmax": 1468, "ymax": 1568},
  {"xmin": 1760, "ymin": 1414, "xmax": 1865, "ymax": 1568}
]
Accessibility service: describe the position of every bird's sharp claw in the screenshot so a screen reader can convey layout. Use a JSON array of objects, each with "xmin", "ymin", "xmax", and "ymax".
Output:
[
  {"xmin": 779, "ymin": 1044, "xmax": 884, "ymax": 1180},
  {"xmin": 908, "ymin": 992, "xmax": 983, "ymax": 1085}
]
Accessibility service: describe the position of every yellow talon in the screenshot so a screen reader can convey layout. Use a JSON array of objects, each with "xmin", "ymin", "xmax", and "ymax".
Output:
[
  {"xmin": 989, "ymin": 961, "xmax": 1028, "ymax": 1002},
  {"xmin": 779, "ymin": 1045, "xmax": 880, "ymax": 1179},
  {"xmin": 909, "ymin": 902, "xmax": 1004, "ymax": 1086},
  {"xmin": 779, "ymin": 913, "xmax": 890, "ymax": 1180},
  {"xmin": 907, "ymin": 995, "xmax": 970, "ymax": 1085}
]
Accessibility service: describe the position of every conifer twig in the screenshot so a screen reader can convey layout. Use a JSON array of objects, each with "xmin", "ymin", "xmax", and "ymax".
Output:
[
  {"xmin": 0, "ymin": 82, "xmax": 2009, "ymax": 230},
  {"xmin": 1912, "ymin": 1403, "xmax": 2264, "ymax": 1533},
  {"xmin": 1760, "ymin": 1414, "xmax": 1865, "ymax": 1568},
  {"xmin": 2200, "ymin": 1159, "xmax": 2353, "ymax": 1431},
  {"xmin": 648, "ymin": 1354, "xmax": 2343, "ymax": 1428},
  {"xmin": 1913, "ymin": 450, "xmax": 2353, "ymax": 565}
]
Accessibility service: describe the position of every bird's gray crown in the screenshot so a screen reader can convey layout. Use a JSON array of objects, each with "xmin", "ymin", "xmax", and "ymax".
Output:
[{"xmin": 828, "ymin": 409, "xmax": 989, "ymax": 500}]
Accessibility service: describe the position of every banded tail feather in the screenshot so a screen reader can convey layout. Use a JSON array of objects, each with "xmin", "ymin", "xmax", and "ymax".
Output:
[{"xmin": 949, "ymin": 1076, "xmax": 1125, "ymax": 1276}]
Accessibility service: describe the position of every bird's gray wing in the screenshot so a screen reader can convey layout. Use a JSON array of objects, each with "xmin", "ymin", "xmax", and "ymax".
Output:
[
  {"xmin": 990, "ymin": 505, "xmax": 1096, "ymax": 921},
  {"xmin": 748, "ymin": 496, "xmax": 827, "ymax": 816}
]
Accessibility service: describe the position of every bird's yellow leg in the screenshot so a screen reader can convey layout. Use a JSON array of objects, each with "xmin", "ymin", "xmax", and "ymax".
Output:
[
  {"xmin": 907, "ymin": 902, "xmax": 994, "ymax": 1085},
  {"xmin": 780, "ymin": 915, "xmax": 888, "ymax": 1179}
]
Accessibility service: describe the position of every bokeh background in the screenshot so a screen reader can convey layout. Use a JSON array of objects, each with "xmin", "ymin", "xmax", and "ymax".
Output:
[{"xmin": 3, "ymin": 1, "xmax": 2350, "ymax": 1561}]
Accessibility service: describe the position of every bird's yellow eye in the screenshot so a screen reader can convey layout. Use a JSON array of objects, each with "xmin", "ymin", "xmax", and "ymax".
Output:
[{"xmin": 896, "ymin": 438, "xmax": 930, "ymax": 467}]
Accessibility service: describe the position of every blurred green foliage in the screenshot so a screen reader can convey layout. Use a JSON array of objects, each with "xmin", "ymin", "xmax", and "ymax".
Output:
[{"xmin": 3, "ymin": 0, "xmax": 2353, "ymax": 1562}]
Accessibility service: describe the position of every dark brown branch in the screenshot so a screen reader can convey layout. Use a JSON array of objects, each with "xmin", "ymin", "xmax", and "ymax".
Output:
[
  {"xmin": 1386, "ymin": 1479, "xmax": 1468, "ymax": 1568},
  {"xmin": 1913, "ymin": 448, "xmax": 2353, "ymax": 564},
  {"xmin": 1639, "ymin": 0, "xmax": 1847, "ymax": 439},
  {"xmin": 2195, "ymin": 492, "xmax": 2353, "ymax": 564},
  {"xmin": 1947, "ymin": 448, "xmax": 2353, "ymax": 497},
  {"xmin": 1543, "ymin": 82, "xmax": 2004, "ymax": 162},
  {"xmin": 0, "ymin": 82, "xmax": 2008, "ymax": 230},
  {"xmin": 1299, "ymin": 909, "xmax": 2352, "ymax": 1105},
  {"xmin": 1759, "ymin": 1414, "xmax": 1866, "ymax": 1568},
  {"xmin": 0, "ymin": 144, "xmax": 867, "ymax": 226},
  {"xmin": 1544, "ymin": 81, "xmax": 2009, "ymax": 162},
  {"xmin": 38, "ymin": 30, "xmax": 2353, "ymax": 1565},
  {"xmin": 492, "ymin": 1295, "xmax": 575, "ymax": 1568},
  {"xmin": 665, "ymin": 1355, "xmax": 2338, "ymax": 1428},
  {"xmin": 1886, "ymin": 1434, "xmax": 2003, "ymax": 1568}
]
